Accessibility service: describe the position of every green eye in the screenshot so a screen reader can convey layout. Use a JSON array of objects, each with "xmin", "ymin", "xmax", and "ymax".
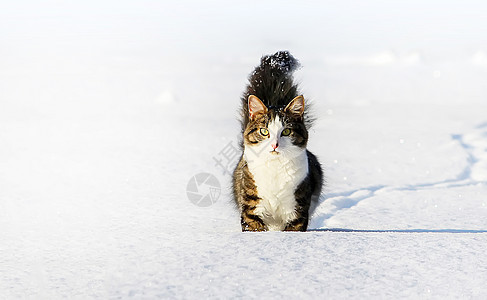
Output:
[
  {"xmin": 260, "ymin": 128, "xmax": 269, "ymax": 136},
  {"xmin": 281, "ymin": 128, "xmax": 291, "ymax": 136}
]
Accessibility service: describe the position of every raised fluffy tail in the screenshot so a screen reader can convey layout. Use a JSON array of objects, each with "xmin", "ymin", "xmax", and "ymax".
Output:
[{"xmin": 240, "ymin": 51, "xmax": 301, "ymax": 131}]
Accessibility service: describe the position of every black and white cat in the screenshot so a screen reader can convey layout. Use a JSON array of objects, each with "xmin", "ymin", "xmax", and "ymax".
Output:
[{"xmin": 233, "ymin": 51, "xmax": 323, "ymax": 231}]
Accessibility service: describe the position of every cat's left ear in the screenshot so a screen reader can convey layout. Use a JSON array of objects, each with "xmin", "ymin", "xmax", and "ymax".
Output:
[
  {"xmin": 284, "ymin": 95, "xmax": 305, "ymax": 116},
  {"xmin": 248, "ymin": 95, "xmax": 268, "ymax": 119}
]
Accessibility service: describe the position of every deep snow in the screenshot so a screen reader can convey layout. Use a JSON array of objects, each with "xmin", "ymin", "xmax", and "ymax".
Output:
[{"xmin": 1, "ymin": 1, "xmax": 487, "ymax": 298}]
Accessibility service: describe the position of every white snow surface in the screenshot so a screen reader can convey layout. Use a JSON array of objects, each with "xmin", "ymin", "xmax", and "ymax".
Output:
[{"xmin": 1, "ymin": 1, "xmax": 487, "ymax": 298}]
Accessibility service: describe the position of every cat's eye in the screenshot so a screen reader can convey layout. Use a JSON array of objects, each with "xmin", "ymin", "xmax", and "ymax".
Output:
[
  {"xmin": 281, "ymin": 128, "xmax": 291, "ymax": 136},
  {"xmin": 260, "ymin": 128, "xmax": 269, "ymax": 136}
]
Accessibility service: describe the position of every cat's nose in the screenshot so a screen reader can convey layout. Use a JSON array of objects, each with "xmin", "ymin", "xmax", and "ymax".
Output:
[{"xmin": 271, "ymin": 142, "xmax": 279, "ymax": 150}]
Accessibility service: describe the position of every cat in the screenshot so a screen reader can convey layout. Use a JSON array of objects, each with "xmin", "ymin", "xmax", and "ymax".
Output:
[{"xmin": 232, "ymin": 51, "xmax": 323, "ymax": 232}]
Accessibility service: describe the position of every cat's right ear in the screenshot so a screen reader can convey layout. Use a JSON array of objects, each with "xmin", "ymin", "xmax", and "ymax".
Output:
[{"xmin": 248, "ymin": 95, "xmax": 267, "ymax": 119}]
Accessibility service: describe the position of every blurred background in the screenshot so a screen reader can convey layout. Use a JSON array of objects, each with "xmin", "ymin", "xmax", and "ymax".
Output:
[{"xmin": 2, "ymin": 0, "xmax": 487, "ymax": 113}]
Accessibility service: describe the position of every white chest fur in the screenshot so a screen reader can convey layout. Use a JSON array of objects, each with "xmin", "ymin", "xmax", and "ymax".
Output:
[{"xmin": 244, "ymin": 150, "xmax": 309, "ymax": 231}]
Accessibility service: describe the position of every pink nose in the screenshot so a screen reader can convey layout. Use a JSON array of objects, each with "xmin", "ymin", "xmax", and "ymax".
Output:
[{"xmin": 271, "ymin": 142, "xmax": 278, "ymax": 150}]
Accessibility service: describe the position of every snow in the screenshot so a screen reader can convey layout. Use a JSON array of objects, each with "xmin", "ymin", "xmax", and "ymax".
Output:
[{"xmin": 1, "ymin": 0, "xmax": 487, "ymax": 298}]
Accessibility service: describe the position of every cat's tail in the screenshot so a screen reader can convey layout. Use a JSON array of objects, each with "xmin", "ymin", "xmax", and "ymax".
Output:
[
  {"xmin": 256, "ymin": 50, "xmax": 300, "ymax": 78},
  {"xmin": 240, "ymin": 51, "xmax": 301, "ymax": 130}
]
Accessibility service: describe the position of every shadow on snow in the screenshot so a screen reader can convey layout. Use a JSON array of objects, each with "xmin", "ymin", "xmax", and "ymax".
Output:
[{"xmin": 309, "ymin": 228, "xmax": 487, "ymax": 233}]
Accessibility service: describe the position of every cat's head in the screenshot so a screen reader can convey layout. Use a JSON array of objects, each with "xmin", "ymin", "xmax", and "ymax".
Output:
[{"xmin": 243, "ymin": 95, "xmax": 308, "ymax": 161}]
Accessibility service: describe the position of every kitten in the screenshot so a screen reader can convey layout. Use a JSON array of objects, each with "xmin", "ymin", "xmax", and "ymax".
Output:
[{"xmin": 232, "ymin": 51, "xmax": 323, "ymax": 232}]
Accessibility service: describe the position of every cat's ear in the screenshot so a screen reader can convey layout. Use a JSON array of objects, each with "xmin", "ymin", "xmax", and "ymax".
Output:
[
  {"xmin": 284, "ymin": 95, "xmax": 305, "ymax": 116},
  {"xmin": 248, "ymin": 95, "xmax": 268, "ymax": 119}
]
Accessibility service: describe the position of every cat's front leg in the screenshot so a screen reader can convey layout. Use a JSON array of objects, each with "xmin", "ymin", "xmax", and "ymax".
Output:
[
  {"xmin": 284, "ymin": 203, "xmax": 309, "ymax": 232},
  {"xmin": 284, "ymin": 216, "xmax": 308, "ymax": 232},
  {"xmin": 241, "ymin": 212, "xmax": 267, "ymax": 232}
]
